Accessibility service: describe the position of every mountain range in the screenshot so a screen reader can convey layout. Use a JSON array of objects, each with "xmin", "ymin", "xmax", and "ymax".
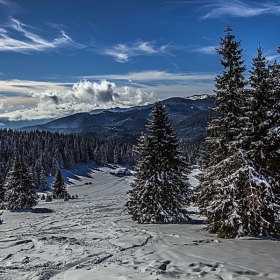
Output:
[{"xmin": 21, "ymin": 96, "xmax": 214, "ymax": 143}]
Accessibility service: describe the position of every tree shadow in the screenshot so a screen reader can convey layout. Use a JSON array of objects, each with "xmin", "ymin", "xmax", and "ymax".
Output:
[{"xmin": 9, "ymin": 208, "xmax": 54, "ymax": 213}]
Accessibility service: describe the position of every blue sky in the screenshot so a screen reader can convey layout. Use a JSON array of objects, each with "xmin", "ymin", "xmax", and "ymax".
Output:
[{"xmin": 0, "ymin": 0, "xmax": 279, "ymax": 121}]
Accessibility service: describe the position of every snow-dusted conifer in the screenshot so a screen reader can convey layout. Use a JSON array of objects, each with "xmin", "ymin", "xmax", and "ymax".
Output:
[
  {"xmin": 231, "ymin": 46, "xmax": 280, "ymax": 237},
  {"xmin": 266, "ymin": 51, "xmax": 280, "ymax": 200},
  {"xmin": 51, "ymin": 169, "xmax": 67, "ymax": 198},
  {"xmin": 267, "ymin": 56, "xmax": 280, "ymax": 182},
  {"xmin": 45, "ymin": 194, "xmax": 52, "ymax": 202},
  {"xmin": 247, "ymin": 46, "xmax": 274, "ymax": 174},
  {"xmin": 39, "ymin": 168, "xmax": 49, "ymax": 191},
  {"xmin": 196, "ymin": 26, "xmax": 248, "ymax": 238},
  {"xmin": 4, "ymin": 155, "xmax": 38, "ymax": 210},
  {"xmin": 126, "ymin": 101, "xmax": 190, "ymax": 223},
  {"xmin": 0, "ymin": 171, "xmax": 5, "ymax": 201},
  {"xmin": 197, "ymin": 31, "xmax": 280, "ymax": 238}
]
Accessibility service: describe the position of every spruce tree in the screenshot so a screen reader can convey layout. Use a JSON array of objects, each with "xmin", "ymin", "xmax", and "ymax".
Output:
[
  {"xmin": 196, "ymin": 26, "xmax": 248, "ymax": 238},
  {"xmin": 0, "ymin": 171, "xmax": 5, "ymax": 201},
  {"xmin": 266, "ymin": 51, "xmax": 280, "ymax": 209},
  {"xmin": 4, "ymin": 155, "xmax": 38, "ymax": 210},
  {"xmin": 39, "ymin": 168, "xmax": 49, "ymax": 191},
  {"xmin": 268, "ymin": 54, "xmax": 280, "ymax": 154},
  {"xmin": 233, "ymin": 46, "xmax": 280, "ymax": 237},
  {"xmin": 126, "ymin": 101, "xmax": 190, "ymax": 223},
  {"xmin": 247, "ymin": 46, "xmax": 274, "ymax": 176},
  {"xmin": 51, "ymin": 169, "xmax": 67, "ymax": 199}
]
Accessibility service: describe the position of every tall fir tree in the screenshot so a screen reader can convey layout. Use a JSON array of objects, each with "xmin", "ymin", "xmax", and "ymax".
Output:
[
  {"xmin": 247, "ymin": 46, "xmax": 273, "ymax": 175},
  {"xmin": 39, "ymin": 168, "xmax": 49, "ymax": 191},
  {"xmin": 266, "ymin": 49, "xmax": 280, "ymax": 202},
  {"xmin": 196, "ymin": 26, "xmax": 249, "ymax": 238},
  {"xmin": 210, "ymin": 25, "xmax": 247, "ymax": 160},
  {"xmin": 0, "ymin": 170, "xmax": 5, "ymax": 201},
  {"xmin": 51, "ymin": 169, "xmax": 68, "ymax": 198},
  {"xmin": 126, "ymin": 101, "xmax": 191, "ymax": 223},
  {"xmin": 4, "ymin": 155, "xmax": 38, "ymax": 210},
  {"xmin": 236, "ymin": 45, "xmax": 280, "ymax": 237}
]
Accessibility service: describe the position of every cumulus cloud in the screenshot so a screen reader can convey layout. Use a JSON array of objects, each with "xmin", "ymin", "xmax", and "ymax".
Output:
[
  {"xmin": 0, "ymin": 71, "xmax": 217, "ymax": 122},
  {"xmin": 83, "ymin": 71, "xmax": 216, "ymax": 100},
  {"xmin": 2, "ymin": 79, "xmax": 155, "ymax": 121}
]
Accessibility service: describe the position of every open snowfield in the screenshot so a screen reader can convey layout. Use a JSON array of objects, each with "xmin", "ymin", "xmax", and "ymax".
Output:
[{"xmin": 0, "ymin": 163, "xmax": 280, "ymax": 280}]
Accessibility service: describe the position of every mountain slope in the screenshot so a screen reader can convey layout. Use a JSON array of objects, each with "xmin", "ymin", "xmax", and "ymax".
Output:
[{"xmin": 23, "ymin": 96, "xmax": 214, "ymax": 143}]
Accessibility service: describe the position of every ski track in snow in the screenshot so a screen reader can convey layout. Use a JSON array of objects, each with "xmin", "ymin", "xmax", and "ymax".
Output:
[{"xmin": 0, "ymin": 166, "xmax": 279, "ymax": 280}]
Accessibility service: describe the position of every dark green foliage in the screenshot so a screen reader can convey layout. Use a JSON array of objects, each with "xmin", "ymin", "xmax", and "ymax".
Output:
[
  {"xmin": 267, "ymin": 59, "xmax": 280, "ymax": 187},
  {"xmin": 237, "ymin": 46, "xmax": 280, "ymax": 237},
  {"xmin": 45, "ymin": 194, "xmax": 52, "ymax": 202},
  {"xmin": 126, "ymin": 102, "xmax": 191, "ymax": 223},
  {"xmin": 4, "ymin": 155, "xmax": 38, "ymax": 210},
  {"xmin": 51, "ymin": 169, "xmax": 68, "ymax": 199},
  {"xmin": 0, "ymin": 129, "xmax": 136, "ymax": 182},
  {"xmin": 0, "ymin": 171, "xmax": 5, "ymax": 201},
  {"xmin": 39, "ymin": 168, "xmax": 49, "ymax": 191},
  {"xmin": 41, "ymin": 194, "xmax": 46, "ymax": 200},
  {"xmin": 196, "ymin": 27, "xmax": 280, "ymax": 238},
  {"xmin": 196, "ymin": 26, "xmax": 247, "ymax": 237}
]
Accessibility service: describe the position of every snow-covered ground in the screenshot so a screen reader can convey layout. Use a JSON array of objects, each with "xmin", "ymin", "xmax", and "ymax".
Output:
[{"xmin": 0, "ymin": 163, "xmax": 279, "ymax": 280}]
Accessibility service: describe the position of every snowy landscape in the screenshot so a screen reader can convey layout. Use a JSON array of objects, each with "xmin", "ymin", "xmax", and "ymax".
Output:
[
  {"xmin": 1, "ymin": 163, "xmax": 279, "ymax": 280},
  {"xmin": 0, "ymin": 1, "xmax": 280, "ymax": 280}
]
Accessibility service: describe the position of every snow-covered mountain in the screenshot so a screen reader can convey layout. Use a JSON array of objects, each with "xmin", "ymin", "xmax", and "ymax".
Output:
[{"xmin": 22, "ymin": 96, "xmax": 214, "ymax": 143}]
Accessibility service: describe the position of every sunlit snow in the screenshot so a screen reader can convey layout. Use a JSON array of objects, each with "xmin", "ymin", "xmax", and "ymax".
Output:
[{"xmin": 0, "ymin": 163, "xmax": 279, "ymax": 280}]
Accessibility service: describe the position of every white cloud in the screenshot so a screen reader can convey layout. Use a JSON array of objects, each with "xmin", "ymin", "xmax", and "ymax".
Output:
[
  {"xmin": 0, "ymin": 71, "xmax": 216, "ymax": 121},
  {"xmin": 0, "ymin": 0, "xmax": 19, "ymax": 12},
  {"xmin": 96, "ymin": 40, "xmax": 171, "ymax": 63},
  {"xmin": 0, "ymin": 79, "xmax": 70, "ymax": 95},
  {"xmin": 84, "ymin": 70, "xmax": 216, "ymax": 82},
  {"xmin": 201, "ymin": 0, "xmax": 280, "ymax": 19},
  {"xmin": 266, "ymin": 54, "xmax": 280, "ymax": 62},
  {"xmin": 83, "ymin": 71, "xmax": 216, "ymax": 101},
  {"xmin": 0, "ymin": 17, "xmax": 84, "ymax": 53},
  {"xmin": 0, "ymin": 79, "xmax": 156, "ymax": 121},
  {"xmin": 194, "ymin": 45, "xmax": 218, "ymax": 55}
]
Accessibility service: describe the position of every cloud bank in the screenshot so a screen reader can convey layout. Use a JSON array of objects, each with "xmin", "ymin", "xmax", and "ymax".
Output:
[{"xmin": 0, "ymin": 79, "xmax": 155, "ymax": 121}]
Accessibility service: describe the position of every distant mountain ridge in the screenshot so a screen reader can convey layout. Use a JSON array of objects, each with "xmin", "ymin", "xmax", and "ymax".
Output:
[{"xmin": 22, "ymin": 96, "xmax": 215, "ymax": 143}]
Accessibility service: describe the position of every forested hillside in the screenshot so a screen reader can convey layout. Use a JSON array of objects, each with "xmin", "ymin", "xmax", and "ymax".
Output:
[
  {"xmin": 0, "ymin": 128, "xmax": 202, "ymax": 192},
  {"xmin": 0, "ymin": 129, "xmax": 135, "ymax": 189},
  {"xmin": 22, "ymin": 97, "xmax": 214, "ymax": 143}
]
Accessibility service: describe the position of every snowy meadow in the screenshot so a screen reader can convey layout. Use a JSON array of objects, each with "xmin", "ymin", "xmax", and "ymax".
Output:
[{"xmin": 0, "ymin": 163, "xmax": 279, "ymax": 280}]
